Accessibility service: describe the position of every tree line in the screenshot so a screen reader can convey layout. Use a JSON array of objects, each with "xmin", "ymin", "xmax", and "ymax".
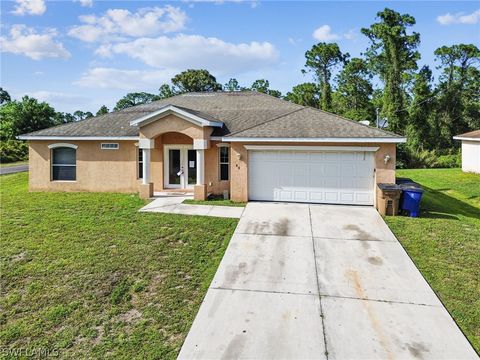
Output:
[{"xmin": 1, "ymin": 8, "xmax": 479, "ymax": 167}]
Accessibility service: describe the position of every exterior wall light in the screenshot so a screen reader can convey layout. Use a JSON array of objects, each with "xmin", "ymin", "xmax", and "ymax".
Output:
[
  {"xmin": 384, "ymin": 154, "xmax": 391, "ymax": 164},
  {"xmin": 236, "ymin": 152, "xmax": 242, "ymax": 160}
]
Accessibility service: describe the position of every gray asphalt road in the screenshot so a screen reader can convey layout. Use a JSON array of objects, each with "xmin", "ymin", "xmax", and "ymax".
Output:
[{"xmin": 0, "ymin": 165, "xmax": 29, "ymax": 175}]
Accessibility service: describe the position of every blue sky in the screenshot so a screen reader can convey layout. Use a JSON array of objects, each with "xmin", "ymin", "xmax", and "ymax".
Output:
[{"xmin": 1, "ymin": 0, "xmax": 479, "ymax": 113}]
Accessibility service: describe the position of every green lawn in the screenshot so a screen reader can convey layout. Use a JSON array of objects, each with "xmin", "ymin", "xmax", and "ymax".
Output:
[
  {"xmin": 0, "ymin": 173, "xmax": 238, "ymax": 359},
  {"xmin": 182, "ymin": 198, "xmax": 246, "ymax": 207},
  {"xmin": 0, "ymin": 161, "xmax": 28, "ymax": 168},
  {"xmin": 385, "ymin": 168, "xmax": 480, "ymax": 352}
]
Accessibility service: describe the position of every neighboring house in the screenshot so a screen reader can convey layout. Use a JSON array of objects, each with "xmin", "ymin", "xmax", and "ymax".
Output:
[
  {"xmin": 18, "ymin": 92, "xmax": 405, "ymax": 208},
  {"xmin": 453, "ymin": 130, "xmax": 480, "ymax": 174}
]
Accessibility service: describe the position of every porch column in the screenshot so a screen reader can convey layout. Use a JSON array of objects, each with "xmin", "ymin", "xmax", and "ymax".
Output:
[
  {"xmin": 193, "ymin": 139, "xmax": 209, "ymax": 200},
  {"xmin": 138, "ymin": 138, "xmax": 155, "ymax": 199},
  {"xmin": 142, "ymin": 148, "xmax": 151, "ymax": 185},
  {"xmin": 196, "ymin": 149, "xmax": 204, "ymax": 185}
]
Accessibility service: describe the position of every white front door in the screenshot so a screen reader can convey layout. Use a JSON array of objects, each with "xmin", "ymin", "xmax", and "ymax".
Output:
[
  {"xmin": 248, "ymin": 150, "xmax": 375, "ymax": 205},
  {"xmin": 164, "ymin": 145, "xmax": 197, "ymax": 189}
]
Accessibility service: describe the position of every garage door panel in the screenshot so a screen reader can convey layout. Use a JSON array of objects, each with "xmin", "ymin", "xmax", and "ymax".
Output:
[{"xmin": 248, "ymin": 150, "xmax": 374, "ymax": 205}]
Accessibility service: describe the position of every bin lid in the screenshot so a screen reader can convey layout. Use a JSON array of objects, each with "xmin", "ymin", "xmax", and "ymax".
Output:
[
  {"xmin": 400, "ymin": 183, "xmax": 424, "ymax": 193},
  {"xmin": 378, "ymin": 183, "xmax": 402, "ymax": 191}
]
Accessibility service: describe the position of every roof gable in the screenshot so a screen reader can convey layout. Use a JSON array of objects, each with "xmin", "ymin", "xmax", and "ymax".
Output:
[{"xmin": 129, "ymin": 104, "xmax": 223, "ymax": 128}]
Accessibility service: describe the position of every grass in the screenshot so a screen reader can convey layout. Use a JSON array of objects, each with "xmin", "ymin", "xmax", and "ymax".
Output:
[
  {"xmin": 384, "ymin": 168, "xmax": 480, "ymax": 352},
  {"xmin": 182, "ymin": 198, "xmax": 246, "ymax": 207},
  {"xmin": 0, "ymin": 161, "xmax": 28, "ymax": 168},
  {"xmin": 0, "ymin": 172, "xmax": 238, "ymax": 359}
]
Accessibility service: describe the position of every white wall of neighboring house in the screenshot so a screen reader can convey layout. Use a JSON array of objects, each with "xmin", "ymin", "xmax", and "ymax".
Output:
[{"xmin": 461, "ymin": 140, "xmax": 480, "ymax": 173}]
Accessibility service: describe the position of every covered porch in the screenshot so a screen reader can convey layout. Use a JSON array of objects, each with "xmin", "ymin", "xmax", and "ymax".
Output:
[
  {"xmin": 138, "ymin": 134, "xmax": 209, "ymax": 200},
  {"xmin": 130, "ymin": 105, "xmax": 225, "ymax": 201}
]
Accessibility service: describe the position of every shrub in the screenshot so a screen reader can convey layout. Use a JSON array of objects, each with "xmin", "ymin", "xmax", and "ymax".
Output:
[
  {"xmin": 398, "ymin": 144, "xmax": 461, "ymax": 169},
  {"xmin": 435, "ymin": 153, "xmax": 461, "ymax": 168},
  {"xmin": 0, "ymin": 140, "xmax": 28, "ymax": 163}
]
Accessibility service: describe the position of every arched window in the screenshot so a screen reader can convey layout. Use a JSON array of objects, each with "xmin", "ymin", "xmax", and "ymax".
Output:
[{"xmin": 49, "ymin": 144, "xmax": 77, "ymax": 181}]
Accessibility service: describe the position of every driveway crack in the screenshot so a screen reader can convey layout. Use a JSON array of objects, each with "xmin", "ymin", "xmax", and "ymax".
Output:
[{"xmin": 309, "ymin": 204, "xmax": 329, "ymax": 360}]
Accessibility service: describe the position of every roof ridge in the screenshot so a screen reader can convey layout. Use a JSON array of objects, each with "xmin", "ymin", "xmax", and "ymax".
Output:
[{"xmin": 226, "ymin": 107, "xmax": 306, "ymax": 137}]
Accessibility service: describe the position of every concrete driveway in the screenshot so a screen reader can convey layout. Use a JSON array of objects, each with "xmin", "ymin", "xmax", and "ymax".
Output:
[{"xmin": 178, "ymin": 202, "xmax": 477, "ymax": 360}]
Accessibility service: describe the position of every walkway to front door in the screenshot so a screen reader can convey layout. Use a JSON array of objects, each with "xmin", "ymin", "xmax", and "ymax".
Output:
[{"xmin": 178, "ymin": 202, "xmax": 477, "ymax": 359}]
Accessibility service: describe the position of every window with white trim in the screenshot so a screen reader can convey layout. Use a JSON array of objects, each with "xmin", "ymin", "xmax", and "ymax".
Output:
[
  {"xmin": 52, "ymin": 147, "xmax": 76, "ymax": 181},
  {"xmin": 101, "ymin": 143, "xmax": 119, "ymax": 150},
  {"xmin": 219, "ymin": 146, "xmax": 229, "ymax": 181},
  {"xmin": 137, "ymin": 148, "xmax": 143, "ymax": 179}
]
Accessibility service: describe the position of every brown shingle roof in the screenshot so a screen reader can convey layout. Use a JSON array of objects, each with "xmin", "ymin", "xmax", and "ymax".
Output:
[
  {"xmin": 454, "ymin": 130, "xmax": 480, "ymax": 139},
  {"xmin": 20, "ymin": 91, "xmax": 402, "ymax": 139}
]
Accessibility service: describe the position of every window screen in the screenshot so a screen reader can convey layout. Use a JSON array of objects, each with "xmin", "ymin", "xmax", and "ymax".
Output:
[
  {"xmin": 52, "ymin": 147, "xmax": 76, "ymax": 181},
  {"xmin": 138, "ymin": 148, "xmax": 143, "ymax": 179},
  {"xmin": 219, "ymin": 146, "xmax": 229, "ymax": 181}
]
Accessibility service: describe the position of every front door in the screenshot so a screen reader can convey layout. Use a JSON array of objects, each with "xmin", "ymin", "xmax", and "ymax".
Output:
[{"xmin": 164, "ymin": 145, "xmax": 197, "ymax": 189}]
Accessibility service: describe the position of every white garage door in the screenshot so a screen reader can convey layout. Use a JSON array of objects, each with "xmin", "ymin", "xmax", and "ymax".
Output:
[{"xmin": 248, "ymin": 150, "xmax": 375, "ymax": 205}]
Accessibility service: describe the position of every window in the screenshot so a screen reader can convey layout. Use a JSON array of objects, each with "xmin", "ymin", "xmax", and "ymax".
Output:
[
  {"xmin": 52, "ymin": 147, "xmax": 76, "ymax": 181},
  {"xmin": 101, "ymin": 143, "xmax": 119, "ymax": 150},
  {"xmin": 219, "ymin": 146, "xmax": 229, "ymax": 181},
  {"xmin": 137, "ymin": 148, "xmax": 143, "ymax": 179}
]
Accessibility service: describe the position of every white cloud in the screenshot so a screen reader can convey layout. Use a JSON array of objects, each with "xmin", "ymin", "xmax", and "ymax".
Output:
[
  {"xmin": 183, "ymin": 0, "xmax": 257, "ymax": 6},
  {"xmin": 12, "ymin": 0, "xmax": 46, "ymax": 15},
  {"xmin": 343, "ymin": 29, "xmax": 357, "ymax": 41},
  {"xmin": 68, "ymin": 6, "xmax": 187, "ymax": 42},
  {"xmin": 75, "ymin": 0, "xmax": 93, "ymax": 8},
  {"xmin": 0, "ymin": 25, "xmax": 70, "ymax": 60},
  {"xmin": 437, "ymin": 9, "xmax": 480, "ymax": 25},
  {"xmin": 74, "ymin": 67, "xmax": 175, "ymax": 90},
  {"xmin": 95, "ymin": 34, "xmax": 278, "ymax": 75},
  {"xmin": 312, "ymin": 25, "xmax": 340, "ymax": 42}
]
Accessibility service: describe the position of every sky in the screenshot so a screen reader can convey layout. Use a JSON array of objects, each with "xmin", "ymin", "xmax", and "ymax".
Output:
[{"xmin": 1, "ymin": 0, "xmax": 479, "ymax": 114}]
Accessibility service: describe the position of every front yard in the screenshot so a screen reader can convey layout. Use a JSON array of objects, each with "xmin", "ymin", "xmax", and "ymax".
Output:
[
  {"xmin": 0, "ymin": 173, "xmax": 238, "ymax": 359},
  {"xmin": 1, "ymin": 169, "xmax": 479, "ymax": 356},
  {"xmin": 385, "ymin": 168, "xmax": 480, "ymax": 351}
]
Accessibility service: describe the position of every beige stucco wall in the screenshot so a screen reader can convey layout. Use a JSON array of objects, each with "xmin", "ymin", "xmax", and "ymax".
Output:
[
  {"xmin": 29, "ymin": 140, "xmax": 140, "ymax": 192},
  {"xmin": 229, "ymin": 142, "xmax": 397, "ymax": 203},
  {"xmin": 28, "ymin": 132, "xmax": 396, "ymax": 204}
]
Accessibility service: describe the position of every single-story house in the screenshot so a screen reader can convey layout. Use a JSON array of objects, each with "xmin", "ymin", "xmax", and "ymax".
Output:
[
  {"xmin": 453, "ymin": 130, "xmax": 480, "ymax": 174},
  {"xmin": 18, "ymin": 91, "xmax": 406, "ymax": 207}
]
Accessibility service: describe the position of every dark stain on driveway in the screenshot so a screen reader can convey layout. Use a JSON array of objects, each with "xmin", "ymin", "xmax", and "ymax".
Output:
[
  {"xmin": 344, "ymin": 224, "xmax": 379, "ymax": 240},
  {"xmin": 406, "ymin": 342, "xmax": 430, "ymax": 359}
]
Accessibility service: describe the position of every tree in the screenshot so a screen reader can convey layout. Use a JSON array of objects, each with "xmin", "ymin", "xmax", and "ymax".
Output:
[
  {"xmin": 54, "ymin": 112, "xmax": 76, "ymax": 125},
  {"xmin": 433, "ymin": 44, "xmax": 480, "ymax": 147},
  {"xmin": 171, "ymin": 69, "xmax": 222, "ymax": 93},
  {"xmin": 113, "ymin": 92, "xmax": 158, "ymax": 111},
  {"xmin": 285, "ymin": 83, "xmax": 320, "ymax": 108},
  {"xmin": 361, "ymin": 8, "xmax": 420, "ymax": 134},
  {"xmin": 96, "ymin": 105, "xmax": 109, "ymax": 116},
  {"xmin": 0, "ymin": 87, "xmax": 11, "ymax": 105},
  {"xmin": 158, "ymin": 84, "xmax": 176, "ymax": 99},
  {"xmin": 250, "ymin": 79, "xmax": 282, "ymax": 98},
  {"xmin": 73, "ymin": 110, "xmax": 94, "ymax": 121},
  {"xmin": 405, "ymin": 66, "xmax": 435, "ymax": 150},
  {"xmin": 0, "ymin": 96, "xmax": 56, "ymax": 140},
  {"xmin": 303, "ymin": 42, "xmax": 349, "ymax": 111},
  {"xmin": 224, "ymin": 78, "xmax": 240, "ymax": 92},
  {"xmin": 332, "ymin": 58, "xmax": 375, "ymax": 122}
]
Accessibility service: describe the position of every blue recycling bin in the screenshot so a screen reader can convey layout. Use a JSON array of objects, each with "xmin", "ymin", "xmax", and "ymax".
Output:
[{"xmin": 400, "ymin": 184, "xmax": 424, "ymax": 217}]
